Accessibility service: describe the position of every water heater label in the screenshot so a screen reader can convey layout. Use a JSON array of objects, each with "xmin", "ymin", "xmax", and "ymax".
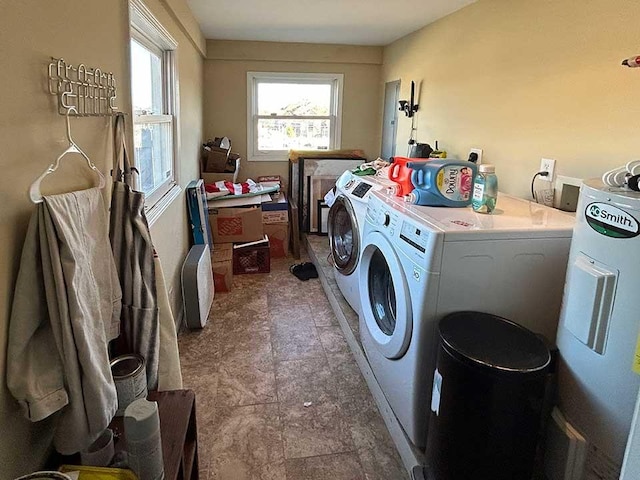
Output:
[{"xmin": 585, "ymin": 202, "xmax": 639, "ymax": 238}]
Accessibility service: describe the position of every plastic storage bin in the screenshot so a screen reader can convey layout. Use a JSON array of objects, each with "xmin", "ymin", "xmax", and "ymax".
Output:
[
  {"xmin": 233, "ymin": 241, "xmax": 271, "ymax": 274},
  {"xmin": 426, "ymin": 311, "xmax": 550, "ymax": 480}
]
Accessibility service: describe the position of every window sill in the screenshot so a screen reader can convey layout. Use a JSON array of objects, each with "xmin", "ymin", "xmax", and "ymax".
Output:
[
  {"xmin": 249, "ymin": 155, "xmax": 290, "ymax": 162},
  {"xmin": 249, "ymin": 151, "xmax": 336, "ymax": 162},
  {"xmin": 146, "ymin": 183, "xmax": 182, "ymax": 227}
]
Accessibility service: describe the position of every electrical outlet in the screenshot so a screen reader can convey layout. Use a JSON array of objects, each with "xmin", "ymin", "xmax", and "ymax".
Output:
[
  {"xmin": 540, "ymin": 158, "xmax": 556, "ymax": 181},
  {"xmin": 469, "ymin": 148, "xmax": 483, "ymax": 164}
]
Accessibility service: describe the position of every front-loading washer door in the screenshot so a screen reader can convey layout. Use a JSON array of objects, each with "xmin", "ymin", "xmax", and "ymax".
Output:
[
  {"xmin": 328, "ymin": 196, "xmax": 359, "ymax": 276},
  {"xmin": 360, "ymin": 231, "xmax": 412, "ymax": 359}
]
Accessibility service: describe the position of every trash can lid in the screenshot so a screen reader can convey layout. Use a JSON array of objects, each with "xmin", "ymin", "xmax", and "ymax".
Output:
[{"xmin": 439, "ymin": 312, "xmax": 551, "ymax": 374}]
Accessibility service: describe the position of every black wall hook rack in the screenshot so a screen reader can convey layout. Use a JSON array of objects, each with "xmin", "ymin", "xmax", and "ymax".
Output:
[{"xmin": 399, "ymin": 80, "xmax": 419, "ymax": 117}]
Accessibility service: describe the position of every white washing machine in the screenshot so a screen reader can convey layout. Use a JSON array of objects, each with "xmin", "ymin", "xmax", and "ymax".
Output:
[
  {"xmin": 359, "ymin": 190, "xmax": 575, "ymax": 448},
  {"xmin": 328, "ymin": 170, "xmax": 393, "ymax": 314}
]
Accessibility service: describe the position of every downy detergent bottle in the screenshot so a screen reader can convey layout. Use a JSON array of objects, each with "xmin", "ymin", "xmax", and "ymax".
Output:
[
  {"xmin": 404, "ymin": 160, "xmax": 477, "ymax": 207},
  {"xmin": 388, "ymin": 157, "xmax": 430, "ymax": 197}
]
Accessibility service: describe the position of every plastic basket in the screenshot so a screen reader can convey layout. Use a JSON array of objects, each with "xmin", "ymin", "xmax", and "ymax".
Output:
[{"xmin": 233, "ymin": 243, "xmax": 270, "ymax": 274}]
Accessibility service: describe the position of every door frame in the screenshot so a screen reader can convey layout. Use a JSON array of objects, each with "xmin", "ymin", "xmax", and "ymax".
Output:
[{"xmin": 381, "ymin": 79, "xmax": 401, "ymax": 160}]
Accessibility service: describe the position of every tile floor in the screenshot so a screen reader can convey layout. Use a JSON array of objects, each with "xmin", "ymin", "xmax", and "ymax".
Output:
[
  {"xmin": 306, "ymin": 235, "xmax": 362, "ymax": 339},
  {"xmin": 178, "ymin": 252, "xmax": 408, "ymax": 480}
]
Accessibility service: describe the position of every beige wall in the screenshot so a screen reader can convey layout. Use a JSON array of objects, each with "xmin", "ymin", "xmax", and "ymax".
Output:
[
  {"xmin": 204, "ymin": 40, "xmax": 383, "ymax": 181},
  {"xmin": 143, "ymin": 0, "xmax": 204, "ymax": 319},
  {"xmin": 383, "ymin": 0, "xmax": 640, "ymax": 198},
  {"xmin": 0, "ymin": 0, "xmax": 203, "ymax": 475},
  {"xmin": 161, "ymin": 0, "xmax": 207, "ymax": 56}
]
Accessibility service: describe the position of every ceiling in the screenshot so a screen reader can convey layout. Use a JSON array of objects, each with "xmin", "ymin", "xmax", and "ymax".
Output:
[{"xmin": 187, "ymin": 0, "xmax": 476, "ymax": 46}]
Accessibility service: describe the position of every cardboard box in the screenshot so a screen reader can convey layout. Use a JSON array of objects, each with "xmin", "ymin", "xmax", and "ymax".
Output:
[
  {"xmin": 209, "ymin": 206, "xmax": 264, "ymax": 244},
  {"xmin": 201, "ymin": 156, "xmax": 241, "ymax": 184},
  {"xmin": 212, "ymin": 243, "xmax": 233, "ymax": 292},
  {"xmin": 262, "ymin": 210, "xmax": 288, "ymax": 224},
  {"xmin": 257, "ymin": 175, "xmax": 282, "ymax": 185},
  {"xmin": 202, "ymin": 145, "xmax": 230, "ymax": 173},
  {"xmin": 264, "ymin": 223, "xmax": 289, "ymax": 258},
  {"xmin": 202, "ymin": 171, "xmax": 236, "ymax": 185},
  {"xmin": 261, "ymin": 191, "xmax": 288, "ymax": 224},
  {"xmin": 261, "ymin": 190, "xmax": 287, "ymax": 211}
]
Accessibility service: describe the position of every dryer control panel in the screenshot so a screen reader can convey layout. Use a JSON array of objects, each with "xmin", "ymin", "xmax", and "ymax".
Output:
[
  {"xmin": 352, "ymin": 182, "xmax": 373, "ymax": 198},
  {"xmin": 400, "ymin": 222, "xmax": 428, "ymax": 254},
  {"xmin": 365, "ymin": 192, "xmax": 443, "ymax": 272}
]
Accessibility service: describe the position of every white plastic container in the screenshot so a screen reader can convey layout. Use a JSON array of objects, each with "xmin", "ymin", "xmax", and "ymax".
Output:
[
  {"xmin": 124, "ymin": 398, "xmax": 164, "ymax": 480},
  {"xmin": 80, "ymin": 428, "xmax": 114, "ymax": 466}
]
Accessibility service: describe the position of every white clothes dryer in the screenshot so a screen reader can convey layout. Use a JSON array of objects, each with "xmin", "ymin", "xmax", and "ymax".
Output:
[
  {"xmin": 328, "ymin": 170, "xmax": 393, "ymax": 314},
  {"xmin": 359, "ymin": 191, "xmax": 575, "ymax": 448}
]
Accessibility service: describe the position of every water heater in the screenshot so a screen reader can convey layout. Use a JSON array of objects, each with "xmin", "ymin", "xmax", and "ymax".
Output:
[{"xmin": 555, "ymin": 179, "xmax": 640, "ymax": 478}]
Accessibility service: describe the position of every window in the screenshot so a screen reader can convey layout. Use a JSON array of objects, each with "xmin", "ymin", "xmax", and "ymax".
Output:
[
  {"xmin": 247, "ymin": 72, "xmax": 343, "ymax": 161},
  {"xmin": 129, "ymin": 0, "xmax": 179, "ymax": 212}
]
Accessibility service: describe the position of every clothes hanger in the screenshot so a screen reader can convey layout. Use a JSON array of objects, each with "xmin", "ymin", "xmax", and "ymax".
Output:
[{"xmin": 29, "ymin": 104, "xmax": 106, "ymax": 203}]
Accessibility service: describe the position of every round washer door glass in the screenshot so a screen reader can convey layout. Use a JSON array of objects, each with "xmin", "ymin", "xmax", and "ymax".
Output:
[
  {"xmin": 328, "ymin": 198, "xmax": 359, "ymax": 274},
  {"xmin": 368, "ymin": 247, "xmax": 397, "ymax": 336}
]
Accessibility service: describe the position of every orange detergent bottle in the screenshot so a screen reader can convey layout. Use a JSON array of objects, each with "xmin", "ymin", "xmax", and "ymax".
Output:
[{"xmin": 388, "ymin": 157, "xmax": 430, "ymax": 197}]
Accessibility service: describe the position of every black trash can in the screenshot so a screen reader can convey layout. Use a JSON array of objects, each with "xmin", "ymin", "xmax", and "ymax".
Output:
[{"xmin": 425, "ymin": 312, "xmax": 551, "ymax": 480}]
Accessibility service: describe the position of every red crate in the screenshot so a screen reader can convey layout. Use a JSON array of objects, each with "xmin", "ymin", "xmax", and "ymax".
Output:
[{"xmin": 233, "ymin": 241, "xmax": 271, "ymax": 274}]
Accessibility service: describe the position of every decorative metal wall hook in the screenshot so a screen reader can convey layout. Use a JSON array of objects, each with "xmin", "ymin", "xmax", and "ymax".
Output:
[{"xmin": 47, "ymin": 57, "xmax": 119, "ymax": 116}]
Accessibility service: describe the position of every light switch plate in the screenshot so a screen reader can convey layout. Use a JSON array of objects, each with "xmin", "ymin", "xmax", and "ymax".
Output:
[{"xmin": 540, "ymin": 158, "xmax": 556, "ymax": 181}]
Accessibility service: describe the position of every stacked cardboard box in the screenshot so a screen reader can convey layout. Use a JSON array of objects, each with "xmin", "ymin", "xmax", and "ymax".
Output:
[
  {"xmin": 208, "ymin": 206, "xmax": 266, "ymax": 290},
  {"xmin": 208, "ymin": 206, "xmax": 264, "ymax": 244},
  {"xmin": 260, "ymin": 187, "xmax": 289, "ymax": 259},
  {"xmin": 201, "ymin": 137, "xmax": 240, "ymax": 183},
  {"xmin": 204, "ymin": 177, "xmax": 291, "ymax": 287},
  {"xmin": 211, "ymin": 243, "xmax": 233, "ymax": 293}
]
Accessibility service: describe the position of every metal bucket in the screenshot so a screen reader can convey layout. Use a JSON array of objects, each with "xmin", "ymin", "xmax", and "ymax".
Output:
[{"xmin": 110, "ymin": 354, "xmax": 148, "ymax": 416}]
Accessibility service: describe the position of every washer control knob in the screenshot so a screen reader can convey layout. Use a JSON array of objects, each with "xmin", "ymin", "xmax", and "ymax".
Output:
[{"xmin": 381, "ymin": 212, "xmax": 391, "ymax": 227}]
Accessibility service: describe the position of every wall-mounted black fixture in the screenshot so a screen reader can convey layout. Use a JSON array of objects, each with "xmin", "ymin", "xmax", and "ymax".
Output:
[{"xmin": 399, "ymin": 80, "xmax": 419, "ymax": 117}]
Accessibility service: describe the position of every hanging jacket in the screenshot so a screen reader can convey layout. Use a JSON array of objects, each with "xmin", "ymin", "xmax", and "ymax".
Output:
[{"xmin": 7, "ymin": 188, "xmax": 120, "ymax": 454}]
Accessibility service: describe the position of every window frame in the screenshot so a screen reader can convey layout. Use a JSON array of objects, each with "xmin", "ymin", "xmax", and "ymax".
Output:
[
  {"xmin": 246, "ymin": 72, "xmax": 344, "ymax": 162},
  {"xmin": 129, "ymin": 0, "xmax": 181, "ymax": 221}
]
